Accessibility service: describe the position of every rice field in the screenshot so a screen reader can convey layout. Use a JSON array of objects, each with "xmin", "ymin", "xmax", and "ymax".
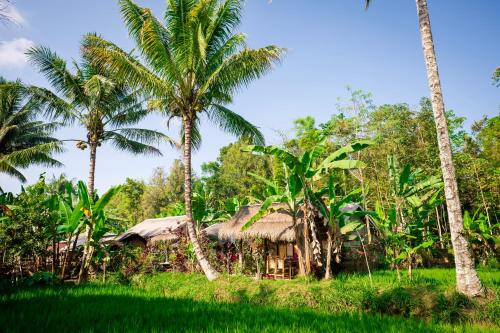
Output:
[{"xmin": 1, "ymin": 268, "xmax": 499, "ymax": 332}]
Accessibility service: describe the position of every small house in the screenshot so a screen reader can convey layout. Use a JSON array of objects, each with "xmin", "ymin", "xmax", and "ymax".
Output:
[{"xmin": 218, "ymin": 204, "xmax": 303, "ymax": 279}]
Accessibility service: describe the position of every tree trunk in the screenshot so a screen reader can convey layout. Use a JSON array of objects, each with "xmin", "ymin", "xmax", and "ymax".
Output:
[
  {"xmin": 324, "ymin": 227, "xmax": 333, "ymax": 280},
  {"xmin": 60, "ymin": 234, "xmax": 72, "ymax": 279},
  {"xmin": 78, "ymin": 141, "xmax": 97, "ymax": 283},
  {"xmin": 302, "ymin": 204, "xmax": 311, "ymax": 275},
  {"xmin": 435, "ymin": 206, "xmax": 444, "ymax": 249},
  {"xmin": 183, "ymin": 116, "xmax": 218, "ymax": 281},
  {"xmin": 238, "ymin": 239, "xmax": 244, "ymax": 271},
  {"xmin": 293, "ymin": 215, "xmax": 306, "ymax": 276},
  {"xmin": 416, "ymin": 0, "xmax": 482, "ymax": 296}
]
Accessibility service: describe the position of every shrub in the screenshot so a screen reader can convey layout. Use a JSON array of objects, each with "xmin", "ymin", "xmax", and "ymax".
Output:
[
  {"xmin": 22, "ymin": 271, "xmax": 59, "ymax": 287},
  {"xmin": 363, "ymin": 287, "xmax": 420, "ymax": 317},
  {"xmin": 434, "ymin": 292, "xmax": 472, "ymax": 324}
]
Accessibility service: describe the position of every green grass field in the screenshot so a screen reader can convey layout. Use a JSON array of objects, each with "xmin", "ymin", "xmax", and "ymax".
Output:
[{"xmin": 1, "ymin": 268, "xmax": 499, "ymax": 332}]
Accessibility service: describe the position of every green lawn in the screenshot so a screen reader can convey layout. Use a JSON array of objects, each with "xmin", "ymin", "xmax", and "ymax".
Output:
[{"xmin": 1, "ymin": 268, "xmax": 499, "ymax": 332}]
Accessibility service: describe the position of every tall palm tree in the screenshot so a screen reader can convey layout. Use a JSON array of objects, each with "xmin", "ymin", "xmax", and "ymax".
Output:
[
  {"xmin": 365, "ymin": 0, "xmax": 482, "ymax": 296},
  {"xmin": 0, "ymin": 77, "xmax": 63, "ymax": 187},
  {"xmin": 83, "ymin": 0, "xmax": 284, "ymax": 280},
  {"xmin": 27, "ymin": 45, "xmax": 168, "ymax": 281}
]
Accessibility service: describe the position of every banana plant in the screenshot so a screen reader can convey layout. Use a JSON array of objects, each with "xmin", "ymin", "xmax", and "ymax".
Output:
[
  {"xmin": 372, "ymin": 200, "xmax": 435, "ymax": 281},
  {"xmin": 243, "ymin": 140, "xmax": 372, "ymax": 274},
  {"xmin": 311, "ymin": 174, "xmax": 375, "ymax": 279},
  {"xmin": 245, "ymin": 164, "xmax": 307, "ymax": 274},
  {"xmin": 192, "ymin": 182, "xmax": 234, "ymax": 233},
  {"xmin": 387, "ymin": 155, "xmax": 442, "ymax": 227},
  {"xmin": 0, "ymin": 192, "xmax": 15, "ymax": 223},
  {"xmin": 77, "ymin": 181, "xmax": 121, "ymax": 282},
  {"xmin": 463, "ymin": 210, "xmax": 499, "ymax": 265},
  {"xmin": 371, "ymin": 201, "xmax": 406, "ymax": 279},
  {"xmin": 57, "ymin": 188, "xmax": 84, "ymax": 279}
]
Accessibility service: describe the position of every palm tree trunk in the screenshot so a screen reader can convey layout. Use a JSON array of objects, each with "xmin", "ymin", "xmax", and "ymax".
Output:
[
  {"xmin": 183, "ymin": 116, "xmax": 218, "ymax": 281},
  {"xmin": 78, "ymin": 141, "xmax": 97, "ymax": 283},
  {"xmin": 416, "ymin": 0, "xmax": 482, "ymax": 297}
]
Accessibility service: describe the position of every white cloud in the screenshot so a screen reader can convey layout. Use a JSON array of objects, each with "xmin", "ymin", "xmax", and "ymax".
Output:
[
  {"xmin": 4, "ymin": 3, "xmax": 26, "ymax": 25},
  {"xmin": 0, "ymin": 38, "xmax": 35, "ymax": 69}
]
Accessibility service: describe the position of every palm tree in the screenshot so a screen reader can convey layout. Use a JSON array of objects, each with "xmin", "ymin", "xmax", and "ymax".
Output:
[
  {"xmin": 83, "ymin": 0, "xmax": 284, "ymax": 280},
  {"xmin": 27, "ymin": 45, "xmax": 168, "ymax": 282},
  {"xmin": 365, "ymin": 0, "xmax": 482, "ymax": 296},
  {"xmin": 0, "ymin": 77, "xmax": 63, "ymax": 186}
]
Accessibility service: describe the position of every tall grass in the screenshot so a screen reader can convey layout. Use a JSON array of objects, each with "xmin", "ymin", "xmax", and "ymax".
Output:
[{"xmin": 1, "ymin": 268, "xmax": 499, "ymax": 332}]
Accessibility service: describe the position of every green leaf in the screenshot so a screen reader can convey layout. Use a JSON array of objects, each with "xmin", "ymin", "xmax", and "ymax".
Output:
[
  {"xmin": 340, "ymin": 221, "xmax": 363, "ymax": 235},
  {"xmin": 242, "ymin": 195, "xmax": 283, "ymax": 231},
  {"xmin": 94, "ymin": 186, "xmax": 122, "ymax": 213},
  {"xmin": 77, "ymin": 181, "xmax": 91, "ymax": 208}
]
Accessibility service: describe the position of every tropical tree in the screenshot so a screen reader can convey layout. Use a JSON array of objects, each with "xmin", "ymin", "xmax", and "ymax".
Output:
[
  {"xmin": 0, "ymin": 78, "xmax": 63, "ymax": 185},
  {"xmin": 493, "ymin": 67, "xmax": 500, "ymax": 87},
  {"xmin": 83, "ymin": 0, "xmax": 284, "ymax": 280},
  {"xmin": 27, "ymin": 44, "xmax": 168, "ymax": 281},
  {"xmin": 365, "ymin": 0, "xmax": 483, "ymax": 296}
]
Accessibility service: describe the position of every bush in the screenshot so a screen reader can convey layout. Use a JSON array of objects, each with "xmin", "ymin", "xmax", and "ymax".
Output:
[
  {"xmin": 21, "ymin": 271, "xmax": 59, "ymax": 287},
  {"xmin": 363, "ymin": 287, "xmax": 421, "ymax": 317},
  {"xmin": 434, "ymin": 292, "xmax": 472, "ymax": 324}
]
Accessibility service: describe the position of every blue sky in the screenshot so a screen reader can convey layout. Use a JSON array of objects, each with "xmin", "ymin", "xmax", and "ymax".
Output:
[{"xmin": 1, "ymin": 0, "xmax": 499, "ymax": 193}]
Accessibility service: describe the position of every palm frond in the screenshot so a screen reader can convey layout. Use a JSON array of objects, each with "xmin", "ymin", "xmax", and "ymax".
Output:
[
  {"xmin": 108, "ymin": 127, "xmax": 175, "ymax": 148},
  {"xmin": 106, "ymin": 131, "xmax": 162, "ymax": 156},
  {"xmin": 0, "ymin": 161, "xmax": 27, "ymax": 182},
  {"xmin": 119, "ymin": 0, "xmax": 181, "ymax": 83},
  {"xmin": 26, "ymin": 46, "xmax": 84, "ymax": 101},
  {"xmin": 208, "ymin": 104, "xmax": 264, "ymax": 145},
  {"xmin": 83, "ymin": 34, "xmax": 172, "ymax": 98},
  {"xmin": 0, "ymin": 141, "xmax": 64, "ymax": 167},
  {"xmin": 201, "ymin": 46, "xmax": 285, "ymax": 99}
]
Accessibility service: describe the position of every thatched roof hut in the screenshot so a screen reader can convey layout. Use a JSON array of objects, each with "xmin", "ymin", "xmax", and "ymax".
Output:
[
  {"xmin": 116, "ymin": 215, "xmax": 187, "ymax": 246},
  {"xmin": 217, "ymin": 203, "xmax": 366, "ymax": 244},
  {"xmin": 218, "ymin": 204, "xmax": 303, "ymax": 243}
]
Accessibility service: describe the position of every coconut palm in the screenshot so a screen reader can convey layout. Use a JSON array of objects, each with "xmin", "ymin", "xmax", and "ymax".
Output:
[
  {"xmin": 364, "ymin": 0, "xmax": 483, "ymax": 296},
  {"xmin": 27, "ymin": 45, "xmax": 168, "ymax": 281},
  {"xmin": 0, "ymin": 77, "xmax": 63, "ymax": 186},
  {"xmin": 83, "ymin": 0, "xmax": 284, "ymax": 280}
]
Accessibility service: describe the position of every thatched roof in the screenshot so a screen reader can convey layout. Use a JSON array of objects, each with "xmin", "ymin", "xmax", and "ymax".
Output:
[
  {"xmin": 202, "ymin": 222, "xmax": 225, "ymax": 241},
  {"xmin": 116, "ymin": 215, "xmax": 186, "ymax": 243},
  {"xmin": 218, "ymin": 204, "xmax": 303, "ymax": 243}
]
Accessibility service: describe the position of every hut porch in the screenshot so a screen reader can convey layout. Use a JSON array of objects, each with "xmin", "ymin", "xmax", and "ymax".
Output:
[{"xmin": 265, "ymin": 241, "xmax": 298, "ymax": 279}]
